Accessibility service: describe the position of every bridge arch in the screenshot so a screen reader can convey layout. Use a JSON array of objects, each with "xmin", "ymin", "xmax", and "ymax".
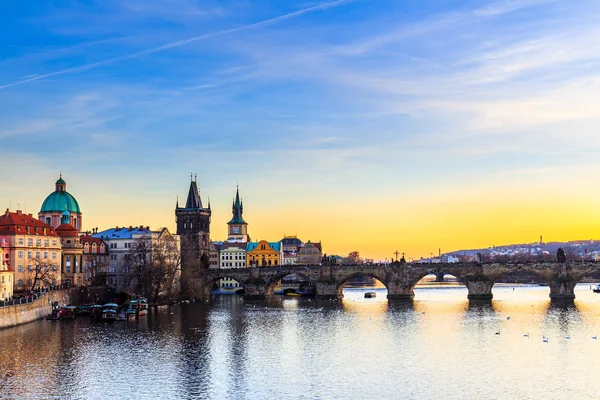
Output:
[
  {"xmin": 265, "ymin": 272, "xmax": 313, "ymax": 296},
  {"xmin": 336, "ymin": 272, "xmax": 388, "ymax": 297},
  {"xmin": 202, "ymin": 275, "xmax": 246, "ymax": 296}
]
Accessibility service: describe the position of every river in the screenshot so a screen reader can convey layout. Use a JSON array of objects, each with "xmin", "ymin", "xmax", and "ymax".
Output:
[{"xmin": 2, "ymin": 284, "xmax": 600, "ymax": 399}]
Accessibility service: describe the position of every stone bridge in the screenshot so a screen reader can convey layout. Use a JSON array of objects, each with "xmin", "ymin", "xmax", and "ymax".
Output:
[{"xmin": 198, "ymin": 261, "xmax": 600, "ymax": 301}]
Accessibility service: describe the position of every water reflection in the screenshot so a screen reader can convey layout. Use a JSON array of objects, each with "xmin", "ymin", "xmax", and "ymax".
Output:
[{"xmin": 2, "ymin": 285, "xmax": 600, "ymax": 399}]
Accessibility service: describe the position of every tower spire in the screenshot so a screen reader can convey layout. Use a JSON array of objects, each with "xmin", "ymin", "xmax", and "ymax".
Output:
[{"xmin": 185, "ymin": 179, "xmax": 202, "ymax": 209}]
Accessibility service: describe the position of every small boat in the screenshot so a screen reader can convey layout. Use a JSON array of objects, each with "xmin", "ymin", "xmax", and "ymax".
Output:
[
  {"xmin": 284, "ymin": 292, "xmax": 302, "ymax": 297},
  {"xmin": 593, "ymin": 284, "xmax": 600, "ymax": 293},
  {"xmin": 102, "ymin": 303, "xmax": 119, "ymax": 322},
  {"xmin": 127, "ymin": 297, "xmax": 149, "ymax": 318},
  {"xmin": 76, "ymin": 305, "xmax": 93, "ymax": 316},
  {"xmin": 137, "ymin": 298, "xmax": 148, "ymax": 317},
  {"xmin": 364, "ymin": 292, "xmax": 377, "ymax": 298},
  {"xmin": 58, "ymin": 305, "xmax": 77, "ymax": 319}
]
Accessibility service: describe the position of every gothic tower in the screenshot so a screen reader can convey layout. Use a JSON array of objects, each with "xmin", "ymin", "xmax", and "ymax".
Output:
[
  {"xmin": 176, "ymin": 176, "xmax": 211, "ymax": 273},
  {"xmin": 227, "ymin": 186, "xmax": 249, "ymax": 242}
]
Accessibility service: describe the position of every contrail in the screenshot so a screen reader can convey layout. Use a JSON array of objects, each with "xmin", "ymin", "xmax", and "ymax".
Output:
[{"xmin": 0, "ymin": 0, "xmax": 351, "ymax": 91}]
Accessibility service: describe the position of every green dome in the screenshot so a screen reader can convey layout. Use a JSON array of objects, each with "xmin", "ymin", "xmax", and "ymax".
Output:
[
  {"xmin": 40, "ymin": 191, "xmax": 81, "ymax": 214},
  {"xmin": 56, "ymin": 177, "xmax": 66, "ymax": 185}
]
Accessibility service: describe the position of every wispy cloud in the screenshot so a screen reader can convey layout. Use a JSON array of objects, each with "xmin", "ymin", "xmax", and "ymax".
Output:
[{"xmin": 0, "ymin": 0, "xmax": 352, "ymax": 90}]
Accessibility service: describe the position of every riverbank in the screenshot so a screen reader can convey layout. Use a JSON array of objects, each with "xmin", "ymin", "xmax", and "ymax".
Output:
[{"xmin": 0, "ymin": 290, "xmax": 69, "ymax": 330}]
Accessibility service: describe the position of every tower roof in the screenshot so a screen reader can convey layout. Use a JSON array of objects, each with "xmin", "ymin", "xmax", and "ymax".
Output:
[
  {"xmin": 40, "ymin": 175, "xmax": 81, "ymax": 214},
  {"xmin": 185, "ymin": 180, "xmax": 203, "ymax": 209},
  {"xmin": 228, "ymin": 186, "xmax": 246, "ymax": 225}
]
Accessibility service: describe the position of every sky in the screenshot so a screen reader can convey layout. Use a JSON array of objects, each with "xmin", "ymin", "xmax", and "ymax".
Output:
[{"xmin": 2, "ymin": 0, "xmax": 600, "ymax": 261}]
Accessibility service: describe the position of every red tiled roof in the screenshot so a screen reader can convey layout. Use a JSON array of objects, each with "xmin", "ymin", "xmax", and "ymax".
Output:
[
  {"xmin": 0, "ymin": 210, "xmax": 58, "ymax": 237},
  {"xmin": 80, "ymin": 235, "xmax": 104, "ymax": 244},
  {"xmin": 56, "ymin": 223, "xmax": 78, "ymax": 237},
  {"xmin": 80, "ymin": 235, "xmax": 108, "ymax": 254}
]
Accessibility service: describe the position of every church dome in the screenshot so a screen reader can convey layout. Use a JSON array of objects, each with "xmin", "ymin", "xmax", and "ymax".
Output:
[{"xmin": 40, "ymin": 176, "xmax": 81, "ymax": 214}]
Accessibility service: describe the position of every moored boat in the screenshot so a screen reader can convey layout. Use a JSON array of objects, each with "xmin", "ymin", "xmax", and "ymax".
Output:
[
  {"xmin": 58, "ymin": 305, "xmax": 77, "ymax": 319},
  {"xmin": 77, "ymin": 305, "xmax": 93, "ymax": 316},
  {"xmin": 593, "ymin": 284, "xmax": 600, "ymax": 293},
  {"xmin": 364, "ymin": 292, "xmax": 377, "ymax": 298},
  {"xmin": 127, "ymin": 297, "xmax": 149, "ymax": 318},
  {"xmin": 102, "ymin": 303, "xmax": 118, "ymax": 322}
]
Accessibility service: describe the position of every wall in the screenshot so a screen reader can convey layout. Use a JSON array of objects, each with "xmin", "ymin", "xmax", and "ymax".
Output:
[{"xmin": 0, "ymin": 290, "xmax": 69, "ymax": 330}]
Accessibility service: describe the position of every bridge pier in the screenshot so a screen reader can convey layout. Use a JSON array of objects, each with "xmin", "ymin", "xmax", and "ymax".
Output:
[
  {"xmin": 386, "ymin": 281, "xmax": 415, "ymax": 300},
  {"xmin": 243, "ymin": 279, "xmax": 267, "ymax": 299},
  {"xmin": 315, "ymin": 281, "xmax": 342, "ymax": 299},
  {"xmin": 549, "ymin": 279, "xmax": 576, "ymax": 300},
  {"xmin": 435, "ymin": 272, "xmax": 445, "ymax": 283},
  {"xmin": 465, "ymin": 280, "xmax": 493, "ymax": 300}
]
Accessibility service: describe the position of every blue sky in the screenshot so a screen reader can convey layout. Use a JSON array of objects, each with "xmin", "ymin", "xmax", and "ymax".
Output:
[{"xmin": 2, "ymin": 0, "xmax": 600, "ymax": 259}]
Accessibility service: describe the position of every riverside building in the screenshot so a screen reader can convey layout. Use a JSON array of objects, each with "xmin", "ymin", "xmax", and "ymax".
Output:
[
  {"xmin": 0, "ymin": 247, "xmax": 13, "ymax": 301},
  {"xmin": 0, "ymin": 209, "xmax": 62, "ymax": 291}
]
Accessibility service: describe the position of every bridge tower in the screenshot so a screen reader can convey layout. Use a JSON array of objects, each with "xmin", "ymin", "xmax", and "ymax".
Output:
[{"xmin": 176, "ymin": 175, "xmax": 211, "ymax": 295}]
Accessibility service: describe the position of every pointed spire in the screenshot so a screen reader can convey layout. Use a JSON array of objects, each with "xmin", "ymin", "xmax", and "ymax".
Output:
[
  {"xmin": 228, "ymin": 184, "xmax": 246, "ymax": 225},
  {"xmin": 176, "ymin": 195, "xmax": 179, "ymax": 209},
  {"xmin": 208, "ymin": 196, "xmax": 211, "ymax": 210},
  {"xmin": 185, "ymin": 180, "xmax": 202, "ymax": 209}
]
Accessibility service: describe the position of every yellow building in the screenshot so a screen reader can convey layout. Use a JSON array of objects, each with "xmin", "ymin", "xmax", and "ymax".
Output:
[
  {"xmin": 0, "ymin": 210, "xmax": 62, "ymax": 292},
  {"xmin": 246, "ymin": 240, "xmax": 282, "ymax": 267},
  {"xmin": 0, "ymin": 247, "xmax": 14, "ymax": 301}
]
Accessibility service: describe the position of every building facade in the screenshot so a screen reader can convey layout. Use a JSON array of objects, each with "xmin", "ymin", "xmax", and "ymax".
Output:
[
  {"xmin": 281, "ymin": 236, "xmax": 302, "ymax": 265},
  {"xmin": 55, "ymin": 212, "xmax": 84, "ymax": 287},
  {"xmin": 93, "ymin": 226, "xmax": 180, "ymax": 291},
  {"xmin": 208, "ymin": 242, "xmax": 221, "ymax": 269},
  {"xmin": 297, "ymin": 241, "xmax": 323, "ymax": 265},
  {"xmin": 0, "ymin": 247, "xmax": 13, "ymax": 301},
  {"xmin": 39, "ymin": 175, "xmax": 83, "ymax": 231},
  {"xmin": 246, "ymin": 240, "xmax": 282, "ymax": 267},
  {"xmin": 80, "ymin": 235, "xmax": 109, "ymax": 286},
  {"xmin": 219, "ymin": 242, "xmax": 247, "ymax": 268},
  {"xmin": 0, "ymin": 209, "xmax": 62, "ymax": 291}
]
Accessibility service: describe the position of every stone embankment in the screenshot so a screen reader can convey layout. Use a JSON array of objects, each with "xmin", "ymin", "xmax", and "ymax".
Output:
[{"xmin": 0, "ymin": 290, "xmax": 69, "ymax": 330}]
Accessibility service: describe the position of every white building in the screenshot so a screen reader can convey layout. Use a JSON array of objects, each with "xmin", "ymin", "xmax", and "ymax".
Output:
[
  {"xmin": 93, "ymin": 226, "xmax": 180, "ymax": 290},
  {"xmin": 219, "ymin": 242, "xmax": 247, "ymax": 268}
]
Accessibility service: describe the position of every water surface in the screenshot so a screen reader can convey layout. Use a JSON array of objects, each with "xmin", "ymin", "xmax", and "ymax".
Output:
[{"xmin": 2, "ymin": 284, "xmax": 600, "ymax": 399}]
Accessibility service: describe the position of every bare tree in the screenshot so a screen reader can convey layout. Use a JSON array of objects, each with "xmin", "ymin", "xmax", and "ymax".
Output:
[
  {"xmin": 124, "ymin": 236, "xmax": 154, "ymax": 297},
  {"xmin": 149, "ymin": 234, "xmax": 181, "ymax": 303},
  {"xmin": 25, "ymin": 258, "xmax": 59, "ymax": 292},
  {"xmin": 124, "ymin": 232, "xmax": 182, "ymax": 304},
  {"xmin": 345, "ymin": 251, "xmax": 362, "ymax": 265}
]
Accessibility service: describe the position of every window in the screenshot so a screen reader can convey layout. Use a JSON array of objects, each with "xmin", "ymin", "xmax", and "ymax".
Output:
[
  {"xmin": 27, "ymin": 251, "xmax": 32, "ymax": 258},
  {"xmin": 44, "ymin": 240, "xmax": 49, "ymax": 247},
  {"xmin": 36, "ymin": 239, "xmax": 41, "ymax": 247},
  {"xmin": 17, "ymin": 279, "xmax": 23, "ymax": 287},
  {"xmin": 46, "ymin": 217, "xmax": 51, "ymax": 225},
  {"xmin": 52, "ymin": 252, "xmax": 56, "ymax": 260},
  {"xmin": 28, "ymin": 265, "xmax": 32, "ymax": 272},
  {"xmin": 27, "ymin": 238, "xmax": 33, "ymax": 246},
  {"xmin": 18, "ymin": 251, "xmax": 23, "ymax": 258},
  {"xmin": 17, "ymin": 265, "xmax": 23, "ymax": 272},
  {"xmin": 44, "ymin": 252, "xmax": 48, "ymax": 259},
  {"xmin": 36, "ymin": 252, "xmax": 40, "ymax": 259},
  {"xmin": 18, "ymin": 238, "xmax": 24, "ymax": 245},
  {"xmin": 52, "ymin": 240, "xmax": 57, "ymax": 247},
  {"xmin": 52, "ymin": 265, "xmax": 57, "ymax": 271}
]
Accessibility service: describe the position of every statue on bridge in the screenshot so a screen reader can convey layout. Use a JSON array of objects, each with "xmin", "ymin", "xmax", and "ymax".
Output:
[{"xmin": 557, "ymin": 248, "xmax": 566, "ymax": 263}]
